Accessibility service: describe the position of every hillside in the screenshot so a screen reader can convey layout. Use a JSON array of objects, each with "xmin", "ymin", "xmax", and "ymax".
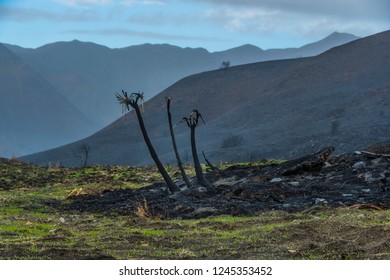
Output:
[
  {"xmin": 19, "ymin": 30, "xmax": 389, "ymax": 167},
  {"xmin": 0, "ymin": 44, "xmax": 94, "ymax": 157},
  {"xmin": 5, "ymin": 32, "xmax": 358, "ymax": 129}
]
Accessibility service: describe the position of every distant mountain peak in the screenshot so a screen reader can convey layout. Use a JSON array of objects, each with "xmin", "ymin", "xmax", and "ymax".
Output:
[
  {"xmin": 0, "ymin": 43, "xmax": 19, "ymax": 59},
  {"xmin": 325, "ymin": 31, "xmax": 360, "ymax": 40},
  {"xmin": 239, "ymin": 44, "xmax": 264, "ymax": 52},
  {"xmin": 215, "ymin": 44, "xmax": 264, "ymax": 54}
]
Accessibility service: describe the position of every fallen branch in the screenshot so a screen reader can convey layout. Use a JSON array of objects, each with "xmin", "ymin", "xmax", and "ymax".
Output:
[
  {"xmin": 360, "ymin": 150, "xmax": 390, "ymax": 158},
  {"xmin": 279, "ymin": 146, "xmax": 335, "ymax": 176},
  {"xmin": 344, "ymin": 204, "xmax": 386, "ymax": 211},
  {"xmin": 202, "ymin": 151, "xmax": 220, "ymax": 171}
]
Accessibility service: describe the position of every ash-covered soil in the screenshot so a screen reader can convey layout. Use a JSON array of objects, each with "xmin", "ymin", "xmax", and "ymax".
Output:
[{"xmin": 64, "ymin": 147, "xmax": 390, "ymax": 219}]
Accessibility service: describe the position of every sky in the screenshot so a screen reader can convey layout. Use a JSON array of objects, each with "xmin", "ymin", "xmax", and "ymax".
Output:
[{"xmin": 0, "ymin": 0, "xmax": 389, "ymax": 51}]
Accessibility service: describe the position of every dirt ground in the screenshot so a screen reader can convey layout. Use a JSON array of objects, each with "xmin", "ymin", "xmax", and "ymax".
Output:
[{"xmin": 64, "ymin": 148, "xmax": 389, "ymax": 219}]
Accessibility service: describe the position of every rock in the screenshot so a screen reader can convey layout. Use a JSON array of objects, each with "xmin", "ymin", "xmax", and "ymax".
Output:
[
  {"xmin": 213, "ymin": 176, "xmax": 249, "ymax": 187},
  {"xmin": 173, "ymin": 204, "xmax": 194, "ymax": 213},
  {"xmin": 186, "ymin": 207, "xmax": 218, "ymax": 218},
  {"xmin": 270, "ymin": 178, "xmax": 283, "ymax": 183},
  {"xmin": 213, "ymin": 176, "xmax": 237, "ymax": 186},
  {"xmin": 364, "ymin": 172, "xmax": 386, "ymax": 183},
  {"xmin": 370, "ymin": 157, "xmax": 389, "ymax": 167},
  {"xmin": 352, "ymin": 161, "xmax": 366, "ymax": 171},
  {"xmin": 342, "ymin": 194, "xmax": 353, "ymax": 197},
  {"xmin": 361, "ymin": 189, "xmax": 371, "ymax": 193},
  {"xmin": 289, "ymin": 181, "xmax": 300, "ymax": 187},
  {"xmin": 314, "ymin": 198, "xmax": 328, "ymax": 205},
  {"xmin": 226, "ymin": 187, "xmax": 244, "ymax": 197}
]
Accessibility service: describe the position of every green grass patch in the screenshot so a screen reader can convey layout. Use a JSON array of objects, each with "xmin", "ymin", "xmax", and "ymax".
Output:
[{"xmin": 0, "ymin": 159, "xmax": 388, "ymax": 260}]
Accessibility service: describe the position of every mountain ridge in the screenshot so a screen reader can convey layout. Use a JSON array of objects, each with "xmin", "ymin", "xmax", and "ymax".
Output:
[
  {"xmin": 20, "ymin": 30, "xmax": 389, "ymax": 166},
  {"xmin": 3, "ymin": 31, "xmax": 359, "ymax": 129}
]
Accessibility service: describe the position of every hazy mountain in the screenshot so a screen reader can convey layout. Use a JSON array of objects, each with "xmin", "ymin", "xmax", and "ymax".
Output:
[
  {"xmin": 264, "ymin": 31, "xmax": 360, "ymax": 60},
  {"xmin": 0, "ymin": 44, "xmax": 94, "ymax": 157},
  {"xmin": 5, "ymin": 32, "xmax": 358, "ymax": 129},
  {"xmin": 20, "ymin": 30, "xmax": 389, "ymax": 167}
]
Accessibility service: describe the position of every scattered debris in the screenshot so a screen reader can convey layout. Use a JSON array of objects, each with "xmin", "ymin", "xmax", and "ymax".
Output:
[{"xmin": 64, "ymin": 147, "xmax": 390, "ymax": 219}]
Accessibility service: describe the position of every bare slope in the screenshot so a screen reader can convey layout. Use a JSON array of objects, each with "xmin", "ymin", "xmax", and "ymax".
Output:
[
  {"xmin": 0, "ymin": 44, "xmax": 94, "ymax": 157},
  {"xmin": 20, "ymin": 31, "xmax": 389, "ymax": 166}
]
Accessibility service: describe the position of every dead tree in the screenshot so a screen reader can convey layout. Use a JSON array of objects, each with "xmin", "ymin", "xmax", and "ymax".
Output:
[
  {"xmin": 220, "ymin": 60, "xmax": 230, "ymax": 69},
  {"xmin": 116, "ymin": 90, "xmax": 180, "ymax": 193},
  {"xmin": 80, "ymin": 143, "xmax": 90, "ymax": 167},
  {"xmin": 166, "ymin": 97, "xmax": 192, "ymax": 187},
  {"xmin": 179, "ymin": 110, "xmax": 212, "ymax": 188}
]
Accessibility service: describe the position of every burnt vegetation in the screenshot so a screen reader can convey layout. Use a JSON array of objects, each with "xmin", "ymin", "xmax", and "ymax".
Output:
[{"xmin": 112, "ymin": 89, "xmax": 389, "ymax": 220}]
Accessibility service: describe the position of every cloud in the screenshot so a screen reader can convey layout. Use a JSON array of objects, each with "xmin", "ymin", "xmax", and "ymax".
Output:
[
  {"xmin": 120, "ymin": 0, "xmax": 166, "ymax": 5},
  {"xmin": 56, "ymin": 0, "xmax": 167, "ymax": 6},
  {"xmin": 56, "ymin": 0, "xmax": 112, "ymax": 6},
  {"xmin": 0, "ymin": 6, "xmax": 97, "ymax": 22},
  {"xmin": 190, "ymin": 0, "xmax": 390, "ymax": 21},
  {"xmin": 196, "ymin": 0, "xmax": 390, "ymax": 39},
  {"xmin": 126, "ymin": 11, "xmax": 203, "ymax": 27},
  {"xmin": 61, "ymin": 27, "xmax": 231, "ymax": 42}
]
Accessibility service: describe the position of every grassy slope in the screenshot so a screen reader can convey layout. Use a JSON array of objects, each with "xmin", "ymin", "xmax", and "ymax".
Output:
[{"xmin": 0, "ymin": 158, "xmax": 389, "ymax": 260}]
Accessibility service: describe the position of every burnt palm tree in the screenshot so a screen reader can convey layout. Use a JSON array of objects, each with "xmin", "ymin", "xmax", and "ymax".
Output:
[
  {"xmin": 166, "ymin": 97, "xmax": 192, "ymax": 188},
  {"xmin": 116, "ymin": 90, "xmax": 180, "ymax": 193},
  {"xmin": 178, "ymin": 110, "xmax": 212, "ymax": 188}
]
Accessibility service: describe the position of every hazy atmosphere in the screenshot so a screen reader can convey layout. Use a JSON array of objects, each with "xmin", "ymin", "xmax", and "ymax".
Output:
[
  {"xmin": 0, "ymin": 0, "xmax": 389, "ymax": 264},
  {"xmin": 0, "ymin": 0, "xmax": 389, "ymax": 50}
]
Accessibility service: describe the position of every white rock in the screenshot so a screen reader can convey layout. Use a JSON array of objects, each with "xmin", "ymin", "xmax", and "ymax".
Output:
[
  {"xmin": 352, "ymin": 161, "xmax": 366, "ymax": 170},
  {"xmin": 192, "ymin": 207, "xmax": 217, "ymax": 215},
  {"xmin": 270, "ymin": 178, "xmax": 283, "ymax": 183},
  {"xmin": 213, "ymin": 176, "xmax": 237, "ymax": 186},
  {"xmin": 315, "ymin": 198, "xmax": 327, "ymax": 204}
]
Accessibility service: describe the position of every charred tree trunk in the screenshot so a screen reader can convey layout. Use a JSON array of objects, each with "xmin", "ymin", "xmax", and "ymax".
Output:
[
  {"xmin": 166, "ymin": 98, "xmax": 192, "ymax": 187},
  {"xmin": 79, "ymin": 143, "xmax": 90, "ymax": 167},
  {"xmin": 190, "ymin": 124, "xmax": 212, "ymax": 188},
  {"xmin": 133, "ymin": 104, "xmax": 180, "ymax": 193},
  {"xmin": 117, "ymin": 91, "xmax": 180, "ymax": 193}
]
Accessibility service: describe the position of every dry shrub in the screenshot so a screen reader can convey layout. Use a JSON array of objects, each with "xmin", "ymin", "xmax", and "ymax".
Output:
[
  {"xmin": 134, "ymin": 197, "xmax": 152, "ymax": 219},
  {"xmin": 67, "ymin": 188, "xmax": 86, "ymax": 197}
]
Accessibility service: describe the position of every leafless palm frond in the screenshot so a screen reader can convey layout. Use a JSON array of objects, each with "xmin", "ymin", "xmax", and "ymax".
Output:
[
  {"xmin": 115, "ymin": 90, "xmax": 145, "ymax": 113},
  {"xmin": 174, "ymin": 117, "xmax": 189, "ymax": 128},
  {"xmin": 177, "ymin": 110, "xmax": 206, "ymax": 128}
]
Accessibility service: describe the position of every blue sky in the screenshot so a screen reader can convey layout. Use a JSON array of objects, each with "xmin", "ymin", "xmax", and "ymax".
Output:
[{"xmin": 0, "ymin": 0, "xmax": 389, "ymax": 51}]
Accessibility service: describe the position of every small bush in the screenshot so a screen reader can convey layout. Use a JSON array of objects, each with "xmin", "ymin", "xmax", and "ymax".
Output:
[{"xmin": 221, "ymin": 134, "xmax": 244, "ymax": 148}]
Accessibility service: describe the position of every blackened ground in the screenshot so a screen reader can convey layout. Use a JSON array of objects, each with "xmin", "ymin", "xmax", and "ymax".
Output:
[{"xmin": 63, "ymin": 147, "xmax": 390, "ymax": 219}]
